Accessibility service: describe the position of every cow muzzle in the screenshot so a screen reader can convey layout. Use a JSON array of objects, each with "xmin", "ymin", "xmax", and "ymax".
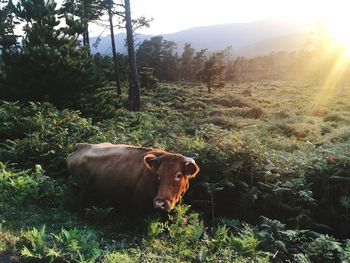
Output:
[{"xmin": 153, "ymin": 199, "xmax": 171, "ymax": 211}]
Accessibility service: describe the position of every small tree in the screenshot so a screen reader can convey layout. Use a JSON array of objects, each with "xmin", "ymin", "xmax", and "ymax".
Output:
[
  {"xmin": 197, "ymin": 54, "xmax": 225, "ymax": 93},
  {"xmin": 181, "ymin": 42, "xmax": 195, "ymax": 80},
  {"xmin": 0, "ymin": 0, "xmax": 18, "ymax": 54},
  {"xmin": 0, "ymin": 0, "xmax": 18, "ymax": 81},
  {"xmin": 192, "ymin": 48, "xmax": 207, "ymax": 77}
]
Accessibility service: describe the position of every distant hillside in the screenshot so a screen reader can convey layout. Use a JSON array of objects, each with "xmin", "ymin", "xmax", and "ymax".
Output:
[
  {"xmin": 90, "ymin": 33, "xmax": 152, "ymax": 55},
  {"xmin": 90, "ymin": 20, "xmax": 310, "ymax": 57},
  {"xmin": 237, "ymin": 33, "xmax": 309, "ymax": 57}
]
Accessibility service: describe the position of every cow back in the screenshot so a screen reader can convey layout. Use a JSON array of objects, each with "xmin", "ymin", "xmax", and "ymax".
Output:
[{"xmin": 67, "ymin": 143, "xmax": 164, "ymax": 210}]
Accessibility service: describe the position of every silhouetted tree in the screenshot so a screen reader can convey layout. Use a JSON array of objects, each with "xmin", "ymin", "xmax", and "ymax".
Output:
[
  {"xmin": 192, "ymin": 48, "xmax": 207, "ymax": 76},
  {"xmin": 181, "ymin": 43, "xmax": 195, "ymax": 80},
  {"xmin": 124, "ymin": 0, "xmax": 140, "ymax": 110},
  {"xmin": 197, "ymin": 54, "xmax": 225, "ymax": 93},
  {"xmin": 0, "ymin": 0, "xmax": 18, "ymax": 54},
  {"xmin": 225, "ymin": 62, "xmax": 235, "ymax": 81}
]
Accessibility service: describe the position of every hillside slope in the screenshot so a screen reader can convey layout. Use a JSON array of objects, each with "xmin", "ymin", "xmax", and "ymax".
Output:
[{"xmin": 90, "ymin": 20, "xmax": 310, "ymax": 56}]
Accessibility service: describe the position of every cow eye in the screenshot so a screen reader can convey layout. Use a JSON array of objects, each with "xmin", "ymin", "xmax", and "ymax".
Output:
[{"xmin": 175, "ymin": 172, "xmax": 183, "ymax": 181}]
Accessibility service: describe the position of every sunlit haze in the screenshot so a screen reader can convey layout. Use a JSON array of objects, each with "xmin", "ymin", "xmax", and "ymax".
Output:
[{"xmin": 88, "ymin": 0, "xmax": 350, "ymax": 36}]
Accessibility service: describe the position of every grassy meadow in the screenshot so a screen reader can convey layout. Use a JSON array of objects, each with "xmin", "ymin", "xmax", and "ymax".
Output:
[{"xmin": 0, "ymin": 80, "xmax": 350, "ymax": 262}]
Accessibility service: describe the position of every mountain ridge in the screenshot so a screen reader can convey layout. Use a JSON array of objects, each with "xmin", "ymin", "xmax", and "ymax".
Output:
[{"xmin": 90, "ymin": 20, "xmax": 311, "ymax": 57}]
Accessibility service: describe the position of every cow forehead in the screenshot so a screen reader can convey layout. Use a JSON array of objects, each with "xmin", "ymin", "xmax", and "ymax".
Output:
[
  {"xmin": 159, "ymin": 154, "xmax": 185, "ymax": 163},
  {"xmin": 158, "ymin": 154, "xmax": 185, "ymax": 172}
]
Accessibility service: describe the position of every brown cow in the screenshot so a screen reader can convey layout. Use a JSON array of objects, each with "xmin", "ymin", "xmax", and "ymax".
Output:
[{"xmin": 67, "ymin": 143, "xmax": 199, "ymax": 212}]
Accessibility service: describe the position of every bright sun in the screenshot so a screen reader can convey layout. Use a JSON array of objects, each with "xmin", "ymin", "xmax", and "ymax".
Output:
[
  {"xmin": 323, "ymin": 16, "xmax": 350, "ymax": 53},
  {"xmin": 311, "ymin": 14, "xmax": 350, "ymax": 106}
]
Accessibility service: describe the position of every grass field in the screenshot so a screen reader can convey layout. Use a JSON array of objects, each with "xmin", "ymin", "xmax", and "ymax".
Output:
[{"xmin": 0, "ymin": 80, "xmax": 350, "ymax": 262}]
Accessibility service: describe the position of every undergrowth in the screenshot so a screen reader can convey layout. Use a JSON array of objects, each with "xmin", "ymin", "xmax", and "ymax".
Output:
[{"xmin": 1, "ymin": 80, "xmax": 350, "ymax": 262}]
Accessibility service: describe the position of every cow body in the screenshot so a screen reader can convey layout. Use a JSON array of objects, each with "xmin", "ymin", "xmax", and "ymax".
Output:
[{"xmin": 67, "ymin": 143, "xmax": 199, "ymax": 212}]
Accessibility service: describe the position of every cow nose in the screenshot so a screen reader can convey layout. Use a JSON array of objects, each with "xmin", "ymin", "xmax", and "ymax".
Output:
[{"xmin": 153, "ymin": 199, "xmax": 169, "ymax": 210}]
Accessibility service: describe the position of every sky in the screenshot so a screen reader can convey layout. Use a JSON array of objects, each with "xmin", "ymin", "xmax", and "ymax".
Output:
[{"xmin": 89, "ymin": 0, "xmax": 350, "ymax": 36}]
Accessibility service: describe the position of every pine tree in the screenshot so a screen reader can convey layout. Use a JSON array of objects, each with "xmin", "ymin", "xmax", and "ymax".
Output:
[
  {"xmin": 192, "ymin": 49, "xmax": 207, "ymax": 77},
  {"xmin": 62, "ymin": 0, "xmax": 105, "ymax": 51},
  {"xmin": 137, "ymin": 36, "xmax": 177, "ymax": 81},
  {"xmin": 197, "ymin": 54, "xmax": 225, "ymax": 93},
  {"xmin": 0, "ymin": 0, "xmax": 18, "ymax": 54},
  {"xmin": 0, "ymin": 0, "xmax": 103, "ymax": 105},
  {"xmin": 181, "ymin": 43, "xmax": 195, "ymax": 80}
]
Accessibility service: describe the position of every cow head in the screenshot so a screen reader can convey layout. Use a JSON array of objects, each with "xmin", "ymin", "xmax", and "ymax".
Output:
[{"xmin": 144, "ymin": 153, "xmax": 199, "ymax": 212}]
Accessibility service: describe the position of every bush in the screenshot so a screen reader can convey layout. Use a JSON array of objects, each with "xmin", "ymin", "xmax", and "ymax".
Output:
[
  {"xmin": 139, "ymin": 67, "xmax": 159, "ymax": 89},
  {"xmin": 145, "ymin": 205, "xmax": 268, "ymax": 262},
  {"xmin": 19, "ymin": 227, "xmax": 101, "ymax": 262},
  {"xmin": 0, "ymin": 48, "xmax": 104, "ymax": 107},
  {"xmin": 305, "ymin": 234, "xmax": 342, "ymax": 263},
  {"xmin": 0, "ymin": 101, "xmax": 103, "ymax": 177},
  {"xmin": 73, "ymin": 87, "xmax": 126, "ymax": 120},
  {"xmin": 0, "ymin": 163, "xmax": 64, "ymax": 207}
]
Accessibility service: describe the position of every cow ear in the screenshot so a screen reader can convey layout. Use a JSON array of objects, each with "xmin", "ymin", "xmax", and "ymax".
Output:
[
  {"xmin": 144, "ymin": 154, "xmax": 160, "ymax": 171},
  {"xmin": 185, "ymin": 162, "xmax": 200, "ymax": 178}
]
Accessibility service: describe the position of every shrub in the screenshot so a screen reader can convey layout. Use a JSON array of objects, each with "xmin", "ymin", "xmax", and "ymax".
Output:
[
  {"xmin": 73, "ymin": 87, "xmax": 125, "ymax": 120},
  {"xmin": 0, "ymin": 163, "xmax": 64, "ymax": 207},
  {"xmin": 0, "ymin": 225, "xmax": 17, "ymax": 254},
  {"xmin": 145, "ymin": 205, "xmax": 268, "ymax": 262},
  {"xmin": 139, "ymin": 67, "xmax": 159, "ymax": 89},
  {"xmin": 0, "ymin": 101, "xmax": 102, "ymax": 177},
  {"xmin": 19, "ymin": 227, "xmax": 101, "ymax": 263},
  {"xmin": 305, "ymin": 234, "xmax": 342, "ymax": 263},
  {"xmin": 20, "ymin": 227, "xmax": 48, "ymax": 261}
]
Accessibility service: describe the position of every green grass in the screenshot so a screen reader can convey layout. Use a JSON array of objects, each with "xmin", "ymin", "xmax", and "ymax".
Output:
[{"xmin": 1, "ymin": 80, "xmax": 350, "ymax": 262}]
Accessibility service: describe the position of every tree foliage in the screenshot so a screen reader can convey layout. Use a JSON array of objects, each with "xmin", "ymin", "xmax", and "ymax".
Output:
[
  {"xmin": 0, "ymin": 0, "xmax": 103, "ymax": 106},
  {"xmin": 0, "ymin": 0, "xmax": 18, "ymax": 54},
  {"xmin": 136, "ymin": 36, "xmax": 177, "ymax": 81},
  {"xmin": 62, "ymin": 0, "xmax": 105, "ymax": 49},
  {"xmin": 197, "ymin": 54, "xmax": 225, "ymax": 92},
  {"xmin": 181, "ymin": 42, "xmax": 195, "ymax": 80}
]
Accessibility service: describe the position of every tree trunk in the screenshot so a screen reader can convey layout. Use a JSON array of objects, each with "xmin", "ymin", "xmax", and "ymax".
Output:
[
  {"xmin": 108, "ymin": 1, "xmax": 121, "ymax": 96},
  {"xmin": 207, "ymin": 80, "xmax": 212, "ymax": 93},
  {"xmin": 125, "ymin": 0, "xmax": 140, "ymax": 111},
  {"xmin": 86, "ymin": 28, "xmax": 90, "ymax": 50},
  {"xmin": 207, "ymin": 84, "xmax": 212, "ymax": 93},
  {"xmin": 82, "ymin": 26, "xmax": 90, "ymax": 54},
  {"xmin": 83, "ymin": 32, "xmax": 86, "ymax": 46}
]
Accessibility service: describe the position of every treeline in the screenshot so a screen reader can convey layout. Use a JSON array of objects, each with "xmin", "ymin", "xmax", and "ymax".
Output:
[
  {"xmin": 233, "ymin": 48, "xmax": 350, "ymax": 83},
  {"xmin": 92, "ymin": 37, "xmax": 232, "ymax": 92},
  {"xmin": 136, "ymin": 37, "xmax": 233, "ymax": 87},
  {"xmin": 133, "ymin": 35, "xmax": 350, "ymax": 87}
]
